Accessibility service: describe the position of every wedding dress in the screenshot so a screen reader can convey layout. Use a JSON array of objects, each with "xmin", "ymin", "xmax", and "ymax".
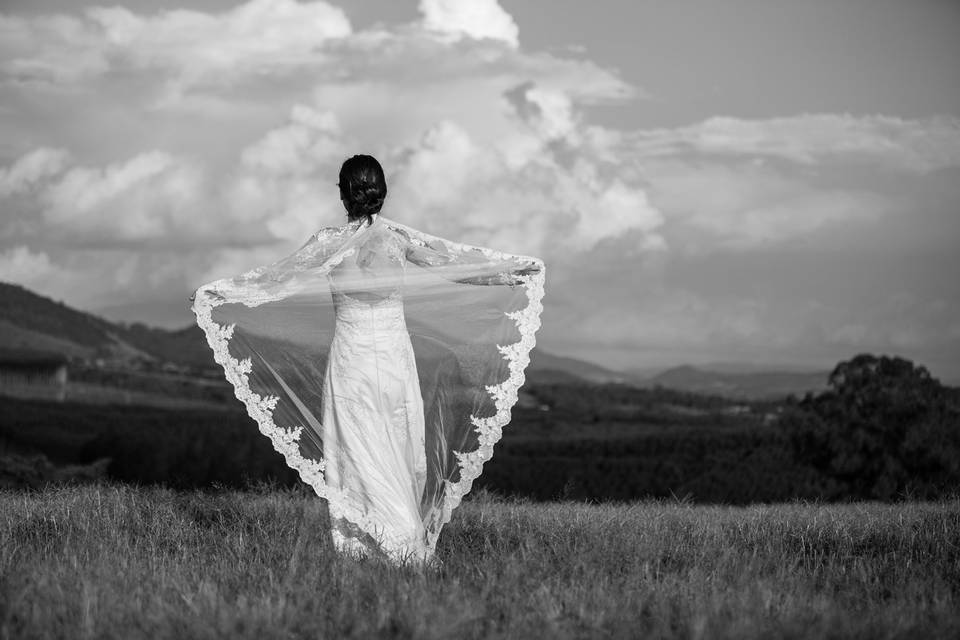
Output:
[{"xmin": 191, "ymin": 213, "xmax": 544, "ymax": 564}]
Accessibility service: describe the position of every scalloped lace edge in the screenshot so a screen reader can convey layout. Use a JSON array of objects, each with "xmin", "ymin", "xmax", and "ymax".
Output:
[{"xmin": 192, "ymin": 221, "xmax": 544, "ymax": 563}]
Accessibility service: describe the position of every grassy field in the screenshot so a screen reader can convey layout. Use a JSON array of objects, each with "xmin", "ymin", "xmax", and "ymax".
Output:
[{"xmin": 1, "ymin": 485, "xmax": 958, "ymax": 639}]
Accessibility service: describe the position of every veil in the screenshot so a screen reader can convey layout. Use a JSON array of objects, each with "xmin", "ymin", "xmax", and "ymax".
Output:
[{"xmin": 190, "ymin": 214, "xmax": 545, "ymax": 564}]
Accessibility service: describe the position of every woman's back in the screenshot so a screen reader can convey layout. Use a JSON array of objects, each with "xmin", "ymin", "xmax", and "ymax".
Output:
[{"xmin": 327, "ymin": 216, "xmax": 406, "ymax": 305}]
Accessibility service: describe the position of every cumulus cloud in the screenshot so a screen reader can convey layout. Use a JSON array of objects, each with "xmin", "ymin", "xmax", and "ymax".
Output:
[
  {"xmin": 419, "ymin": 0, "xmax": 519, "ymax": 48},
  {"xmin": 38, "ymin": 151, "xmax": 212, "ymax": 244},
  {"xmin": 0, "ymin": 148, "xmax": 269, "ymax": 248},
  {"xmin": 0, "ymin": 245, "xmax": 126, "ymax": 309},
  {"xmin": 207, "ymin": 99, "xmax": 661, "ymax": 264},
  {"xmin": 0, "ymin": 13, "xmax": 108, "ymax": 84},
  {"xmin": 0, "ymin": 1, "xmax": 351, "ymax": 88},
  {"xmin": 240, "ymin": 105, "xmax": 343, "ymax": 175},
  {"xmin": 0, "ymin": 147, "xmax": 70, "ymax": 197},
  {"xmin": 227, "ymin": 104, "xmax": 350, "ymax": 242},
  {"xmin": 1, "ymin": 0, "xmax": 957, "ymax": 376},
  {"xmin": 638, "ymin": 160, "xmax": 890, "ymax": 250},
  {"xmin": 383, "ymin": 118, "xmax": 663, "ymax": 255},
  {"xmin": 601, "ymin": 112, "xmax": 960, "ymax": 252},
  {"xmin": 1, "ymin": 0, "xmax": 646, "ymax": 259},
  {"xmin": 0, "ymin": 245, "xmax": 62, "ymax": 285},
  {"xmin": 0, "ymin": 242, "xmax": 228, "ymax": 315},
  {"xmin": 504, "ymin": 81, "xmax": 580, "ymax": 142}
]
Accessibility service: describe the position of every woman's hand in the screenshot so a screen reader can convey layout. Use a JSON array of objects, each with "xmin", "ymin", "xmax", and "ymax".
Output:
[
  {"xmin": 513, "ymin": 261, "xmax": 541, "ymax": 278},
  {"xmin": 189, "ymin": 288, "xmax": 227, "ymax": 303},
  {"xmin": 505, "ymin": 260, "xmax": 541, "ymax": 287}
]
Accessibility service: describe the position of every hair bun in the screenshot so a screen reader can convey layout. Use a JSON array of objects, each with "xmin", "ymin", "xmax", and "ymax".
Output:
[
  {"xmin": 339, "ymin": 155, "xmax": 387, "ymax": 222},
  {"xmin": 345, "ymin": 184, "xmax": 385, "ymax": 218}
]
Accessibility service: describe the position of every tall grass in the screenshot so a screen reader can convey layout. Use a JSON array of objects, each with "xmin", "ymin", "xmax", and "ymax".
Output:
[{"xmin": 1, "ymin": 484, "xmax": 958, "ymax": 639}]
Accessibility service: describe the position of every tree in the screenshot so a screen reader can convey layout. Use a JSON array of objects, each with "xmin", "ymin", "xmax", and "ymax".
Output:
[{"xmin": 789, "ymin": 353, "xmax": 959, "ymax": 499}]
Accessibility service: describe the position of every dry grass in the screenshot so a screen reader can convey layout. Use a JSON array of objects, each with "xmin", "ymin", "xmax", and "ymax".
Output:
[{"xmin": 1, "ymin": 483, "xmax": 958, "ymax": 639}]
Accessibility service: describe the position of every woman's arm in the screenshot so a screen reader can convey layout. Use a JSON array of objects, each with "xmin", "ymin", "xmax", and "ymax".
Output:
[
  {"xmin": 400, "ymin": 229, "xmax": 541, "ymax": 286},
  {"xmin": 191, "ymin": 226, "xmax": 349, "ymax": 303}
]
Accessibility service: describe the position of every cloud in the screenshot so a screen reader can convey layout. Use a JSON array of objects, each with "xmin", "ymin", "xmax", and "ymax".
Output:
[
  {"xmin": 227, "ymin": 103, "xmax": 350, "ymax": 242},
  {"xmin": 603, "ymin": 113, "xmax": 960, "ymax": 252},
  {"xmin": 0, "ymin": 148, "xmax": 271, "ymax": 248},
  {"xmin": 629, "ymin": 113, "xmax": 960, "ymax": 173},
  {"xmin": 1, "ymin": 0, "xmax": 645, "ymax": 258},
  {"xmin": 640, "ymin": 160, "xmax": 890, "ymax": 250},
  {"xmin": 504, "ymin": 81, "xmax": 579, "ymax": 142},
  {"xmin": 240, "ymin": 105, "xmax": 343, "ymax": 175},
  {"xmin": 0, "ymin": 241, "xmax": 279, "ymax": 315},
  {"xmin": 0, "ymin": 245, "xmax": 62, "ymax": 285},
  {"xmin": 211, "ymin": 100, "xmax": 662, "ymax": 263},
  {"xmin": 1, "ymin": 0, "xmax": 957, "ymax": 378},
  {"xmin": 0, "ymin": 245, "xmax": 131, "ymax": 309},
  {"xmin": 39, "ymin": 151, "xmax": 212, "ymax": 245},
  {"xmin": 0, "ymin": 13, "xmax": 109, "ymax": 84},
  {"xmin": 0, "ymin": 147, "xmax": 69, "ymax": 196},
  {"xmin": 419, "ymin": 0, "xmax": 519, "ymax": 48},
  {"xmin": 0, "ymin": 1, "xmax": 351, "ymax": 88}
]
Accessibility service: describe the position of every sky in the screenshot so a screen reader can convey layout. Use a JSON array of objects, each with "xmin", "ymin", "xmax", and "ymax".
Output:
[{"xmin": 1, "ymin": 0, "xmax": 958, "ymax": 381}]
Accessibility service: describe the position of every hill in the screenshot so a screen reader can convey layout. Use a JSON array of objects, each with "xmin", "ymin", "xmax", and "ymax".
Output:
[
  {"xmin": 0, "ymin": 281, "xmax": 829, "ymax": 399},
  {"xmin": 525, "ymin": 349, "xmax": 631, "ymax": 385},
  {"xmin": 0, "ymin": 282, "xmax": 211, "ymax": 367},
  {"xmin": 639, "ymin": 364, "xmax": 829, "ymax": 400},
  {"xmin": 0, "ymin": 282, "xmax": 623, "ymax": 384},
  {"xmin": 0, "ymin": 282, "xmax": 149, "ymax": 361}
]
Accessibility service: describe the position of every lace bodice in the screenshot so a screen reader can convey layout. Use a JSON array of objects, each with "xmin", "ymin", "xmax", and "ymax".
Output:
[
  {"xmin": 327, "ymin": 215, "xmax": 407, "ymax": 305},
  {"xmin": 330, "ymin": 290, "xmax": 407, "ymax": 337}
]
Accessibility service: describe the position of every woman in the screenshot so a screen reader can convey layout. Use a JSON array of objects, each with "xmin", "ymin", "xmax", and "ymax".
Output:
[{"xmin": 192, "ymin": 155, "xmax": 544, "ymax": 565}]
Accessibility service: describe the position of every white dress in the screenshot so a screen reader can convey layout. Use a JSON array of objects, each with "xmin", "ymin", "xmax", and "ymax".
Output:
[{"xmin": 321, "ymin": 243, "xmax": 429, "ymax": 560}]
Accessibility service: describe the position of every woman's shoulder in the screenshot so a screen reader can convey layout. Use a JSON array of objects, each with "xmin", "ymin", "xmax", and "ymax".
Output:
[
  {"xmin": 312, "ymin": 223, "xmax": 353, "ymax": 241},
  {"xmin": 377, "ymin": 217, "xmax": 425, "ymax": 247},
  {"xmin": 291, "ymin": 223, "xmax": 352, "ymax": 252}
]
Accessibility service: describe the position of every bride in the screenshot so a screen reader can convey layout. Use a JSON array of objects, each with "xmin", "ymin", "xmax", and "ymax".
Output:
[{"xmin": 192, "ymin": 155, "xmax": 545, "ymax": 565}]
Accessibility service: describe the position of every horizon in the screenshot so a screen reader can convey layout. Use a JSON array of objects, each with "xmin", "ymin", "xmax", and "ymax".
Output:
[
  {"xmin": 7, "ymin": 278, "xmax": 959, "ymax": 386},
  {"xmin": 1, "ymin": 0, "xmax": 958, "ymax": 383}
]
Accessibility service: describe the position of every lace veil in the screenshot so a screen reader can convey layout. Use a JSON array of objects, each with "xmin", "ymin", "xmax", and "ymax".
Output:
[{"xmin": 191, "ymin": 214, "xmax": 545, "ymax": 562}]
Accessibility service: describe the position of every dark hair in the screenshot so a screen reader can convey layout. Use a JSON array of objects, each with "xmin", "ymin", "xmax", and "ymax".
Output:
[{"xmin": 338, "ymin": 154, "xmax": 386, "ymax": 224}]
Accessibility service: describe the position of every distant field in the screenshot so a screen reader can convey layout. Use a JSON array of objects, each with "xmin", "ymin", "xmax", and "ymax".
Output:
[
  {"xmin": 2, "ymin": 485, "xmax": 958, "ymax": 639},
  {"xmin": 0, "ymin": 393, "xmax": 802, "ymax": 502}
]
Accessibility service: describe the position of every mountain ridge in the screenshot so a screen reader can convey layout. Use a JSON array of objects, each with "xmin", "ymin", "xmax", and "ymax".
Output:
[
  {"xmin": 0, "ymin": 282, "xmax": 211, "ymax": 368},
  {"xmin": 0, "ymin": 281, "xmax": 830, "ymax": 398},
  {"xmin": 640, "ymin": 364, "xmax": 829, "ymax": 400}
]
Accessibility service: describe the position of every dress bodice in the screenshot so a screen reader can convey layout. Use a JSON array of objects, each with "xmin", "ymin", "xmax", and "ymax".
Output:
[
  {"xmin": 327, "ymin": 216, "xmax": 409, "ymax": 335},
  {"xmin": 330, "ymin": 290, "xmax": 407, "ymax": 336}
]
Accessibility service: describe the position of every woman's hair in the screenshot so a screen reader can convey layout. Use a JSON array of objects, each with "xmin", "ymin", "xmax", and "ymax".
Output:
[{"xmin": 338, "ymin": 154, "xmax": 387, "ymax": 224}]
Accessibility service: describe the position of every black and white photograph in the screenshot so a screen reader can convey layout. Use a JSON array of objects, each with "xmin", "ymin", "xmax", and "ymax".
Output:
[{"xmin": 1, "ymin": 0, "xmax": 958, "ymax": 637}]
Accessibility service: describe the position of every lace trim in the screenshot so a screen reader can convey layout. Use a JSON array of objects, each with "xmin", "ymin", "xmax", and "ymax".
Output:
[
  {"xmin": 192, "ymin": 217, "xmax": 544, "ymax": 562},
  {"xmin": 381, "ymin": 219, "xmax": 546, "ymax": 549}
]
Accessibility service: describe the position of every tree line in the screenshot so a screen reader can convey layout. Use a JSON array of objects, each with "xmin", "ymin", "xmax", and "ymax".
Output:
[{"xmin": 1, "ymin": 353, "xmax": 956, "ymax": 502}]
